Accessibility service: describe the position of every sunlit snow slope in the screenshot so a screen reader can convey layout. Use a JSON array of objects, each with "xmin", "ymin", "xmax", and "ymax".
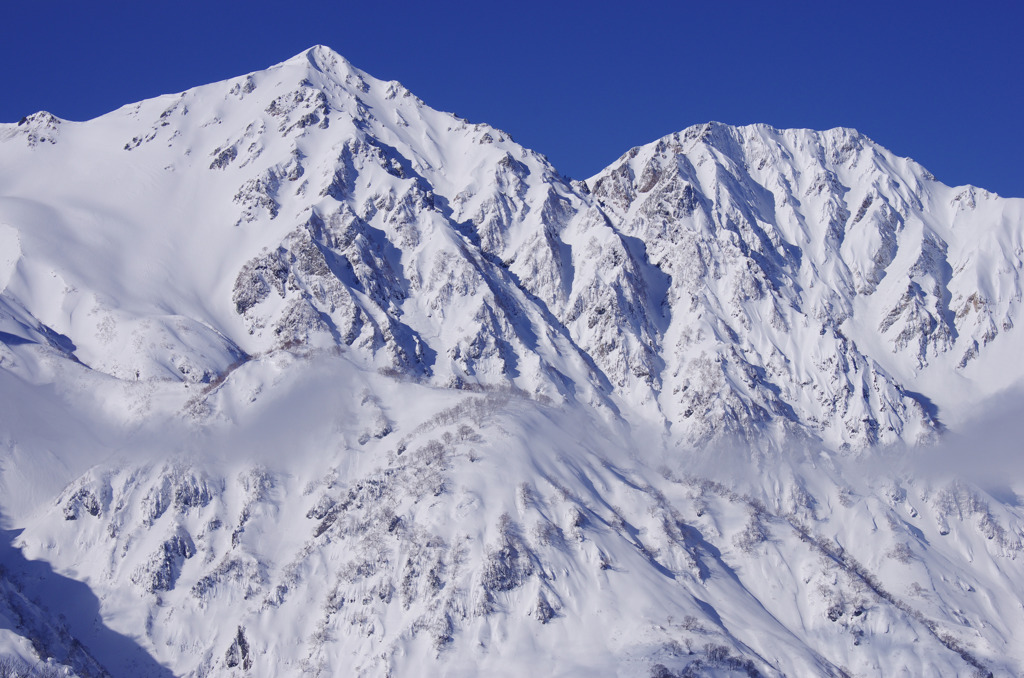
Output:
[{"xmin": 1, "ymin": 46, "xmax": 1023, "ymax": 677}]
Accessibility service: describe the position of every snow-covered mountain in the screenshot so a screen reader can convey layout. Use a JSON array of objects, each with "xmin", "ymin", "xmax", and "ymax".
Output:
[
  {"xmin": 588, "ymin": 121, "xmax": 1024, "ymax": 448},
  {"xmin": 1, "ymin": 45, "xmax": 1022, "ymax": 677}
]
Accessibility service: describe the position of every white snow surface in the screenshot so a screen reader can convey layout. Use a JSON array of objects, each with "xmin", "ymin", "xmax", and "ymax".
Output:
[{"xmin": 0, "ymin": 45, "xmax": 1023, "ymax": 677}]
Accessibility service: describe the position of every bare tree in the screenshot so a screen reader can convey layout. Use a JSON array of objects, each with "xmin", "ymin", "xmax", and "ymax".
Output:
[
  {"xmin": 0, "ymin": 655, "xmax": 20, "ymax": 678},
  {"xmin": 34, "ymin": 663, "xmax": 64, "ymax": 678}
]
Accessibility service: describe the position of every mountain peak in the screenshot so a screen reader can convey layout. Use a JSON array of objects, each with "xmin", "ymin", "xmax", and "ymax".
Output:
[{"xmin": 297, "ymin": 43, "xmax": 354, "ymax": 76}]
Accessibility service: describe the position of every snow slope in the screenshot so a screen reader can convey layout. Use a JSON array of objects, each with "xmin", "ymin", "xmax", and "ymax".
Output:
[{"xmin": 1, "ymin": 45, "xmax": 1023, "ymax": 677}]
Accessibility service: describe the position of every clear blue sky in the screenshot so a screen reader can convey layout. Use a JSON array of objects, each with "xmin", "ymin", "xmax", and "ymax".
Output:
[{"xmin": 2, "ymin": 1, "xmax": 1022, "ymax": 196}]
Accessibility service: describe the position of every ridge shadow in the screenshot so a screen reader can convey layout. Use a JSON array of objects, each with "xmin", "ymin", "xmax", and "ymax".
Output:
[{"xmin": 0, "ymin": 524, "xmax": 176, "ymax": 677}]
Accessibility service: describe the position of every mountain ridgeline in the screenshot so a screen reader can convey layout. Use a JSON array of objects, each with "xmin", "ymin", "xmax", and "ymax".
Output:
[
  {"xmin": 1, "ymin": 46, "xmax": 1023, "ymax": 677},
  {"xmin": 3, "ymin": 46, "xmax": 1022, "ymax": 449}
]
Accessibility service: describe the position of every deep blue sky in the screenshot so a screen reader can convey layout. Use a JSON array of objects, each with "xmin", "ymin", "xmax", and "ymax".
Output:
[{"xmin": 2, "ymin": 1, "xmax": 1022, "ymax": 196}]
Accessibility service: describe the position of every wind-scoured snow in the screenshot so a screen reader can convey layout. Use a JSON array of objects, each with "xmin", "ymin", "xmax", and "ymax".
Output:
[{"xmin": 1, "ymin": 45, "xmax": 1022, "ymax": 677}]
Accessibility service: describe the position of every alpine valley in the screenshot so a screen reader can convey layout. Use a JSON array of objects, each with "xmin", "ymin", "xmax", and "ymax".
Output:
[{"xmin": 1, "ymin": 46, "xmax": 1023, "ymax": 677}]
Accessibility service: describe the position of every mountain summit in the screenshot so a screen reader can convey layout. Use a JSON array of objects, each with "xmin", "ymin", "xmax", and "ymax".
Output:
[{"xmin": 1, "ymin": 46, "xmax": 1022, "ymax": 677}]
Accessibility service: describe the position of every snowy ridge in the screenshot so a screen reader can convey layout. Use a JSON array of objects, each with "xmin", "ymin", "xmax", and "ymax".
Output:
[{"xmin": 1, "ymin": 46, "xmax": 1023, "ymax": 676}]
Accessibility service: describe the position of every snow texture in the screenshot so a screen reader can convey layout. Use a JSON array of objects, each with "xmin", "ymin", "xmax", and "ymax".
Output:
[{"xmin": 1, "ymin": 45, "xmax": 1023, "ymax": 677}]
